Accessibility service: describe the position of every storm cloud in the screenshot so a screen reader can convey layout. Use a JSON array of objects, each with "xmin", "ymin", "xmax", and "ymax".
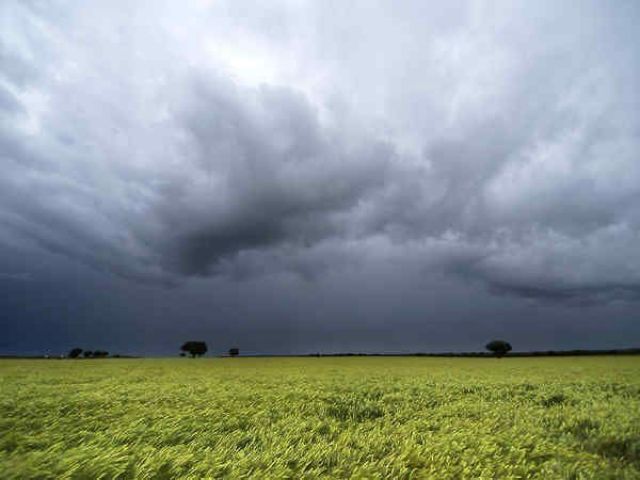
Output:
[{"xmin": 1, "ymin": 0, "xmax": 640, "ymax": 355}]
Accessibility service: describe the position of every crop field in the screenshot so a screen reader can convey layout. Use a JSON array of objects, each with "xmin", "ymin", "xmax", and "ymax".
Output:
[{"xmin": 1, "ymin": 357, "xmax": 639, "ymax": 479}]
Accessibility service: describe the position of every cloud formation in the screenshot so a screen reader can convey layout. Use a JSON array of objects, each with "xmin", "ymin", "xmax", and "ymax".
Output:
[{"xmin": 1, "ymin": 0, "xmax": 640, "ymax": 302}]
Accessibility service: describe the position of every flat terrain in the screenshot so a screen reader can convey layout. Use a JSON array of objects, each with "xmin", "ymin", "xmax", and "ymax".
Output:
[{"xmin": 1, "ymin": 357, "xmax": 639, "ymax": 479}]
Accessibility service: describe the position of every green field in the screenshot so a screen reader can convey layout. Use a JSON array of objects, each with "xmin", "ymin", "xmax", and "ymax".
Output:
[{"xmin": 1, "ymin": 357, "xmax": 639, "ymax": 479}]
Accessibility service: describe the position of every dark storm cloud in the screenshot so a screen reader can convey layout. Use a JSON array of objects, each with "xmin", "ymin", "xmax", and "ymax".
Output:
[
  {"xmin": 149, "ymin": 77, "xmax": 391, "ymax": 276},
  {"xmin": 1, "ymin": 0, "xmax": 640, "ymax": 306}
]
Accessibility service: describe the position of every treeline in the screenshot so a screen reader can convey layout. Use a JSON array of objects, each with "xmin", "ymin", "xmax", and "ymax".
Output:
[
  {"xmin": 66, "ymin": 348, "xmax": 132, "ymax": 359},
  {"xmin": 302, "ymin": 348, "xmax": 640, "ymax": 357},
  {"xmin": 4, "ymin": 346, "xmax": 639, "ymax": 360}
]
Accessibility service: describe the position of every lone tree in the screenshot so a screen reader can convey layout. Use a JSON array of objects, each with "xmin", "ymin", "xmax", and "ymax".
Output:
[
  {"xmin": 181, "ymin": 341, "xmax": 208, "ymax": 358},
  {"xmin": 68, "ymin": 348, "xmax": 83, "ymax": 359},
  {"xmin": 228, "ymin": 347, "xmax": 239, "ymax": 357},
  {"xmin": 486, "ymin": 340, "xmax": 512, "ymax": 358}
]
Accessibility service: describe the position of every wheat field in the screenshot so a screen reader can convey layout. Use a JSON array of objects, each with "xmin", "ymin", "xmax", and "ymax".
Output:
[{"xmin": 1, "ymin": 356, "xmax": 639, "ymax": 479}]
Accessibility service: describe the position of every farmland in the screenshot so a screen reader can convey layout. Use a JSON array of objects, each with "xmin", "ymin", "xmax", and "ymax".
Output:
[{"xmin": 1, "ymin": 357, "xmax": 639, "ymax": 479}]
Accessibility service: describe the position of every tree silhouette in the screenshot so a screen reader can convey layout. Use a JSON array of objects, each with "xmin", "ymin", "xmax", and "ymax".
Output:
[
  {"xmin": 228, "ymin": 347, "xmax": 239, "ymax": 357},
  {"xmin": 485, "ymin": 340, "xmax": 512, "ymax": 358},
  {"xmin": 68, "ymin": 348, "xmax": 83, "ymax": 359},
  {"xmin": 83, "ymin": 351, "xmax": 93, "ymax": 358},
  {"xmin": 180, "ymin": 341, "xmax": 208, "ymax": 358}
]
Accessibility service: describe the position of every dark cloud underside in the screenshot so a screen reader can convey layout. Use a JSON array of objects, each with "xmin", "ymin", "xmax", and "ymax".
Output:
[{"xmin": 1, "ymin": 1, "xmax": 640, "ymax": 354}]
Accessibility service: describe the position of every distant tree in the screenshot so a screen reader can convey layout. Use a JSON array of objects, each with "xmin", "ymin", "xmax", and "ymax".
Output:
[
  {"xmin": 179, "ymin": 353, "xmax": 186, "ymax": 357},
  {"xmin": 83, "ymin": 351, "xmax": 93, "ymax": 358},
  {"xmin": 68, "ymin": 348, "xmax": 83, "ymax": 359},
  {"xmin": 93, "ymin": 350, "xmax": 109, "ymax": 358},
  {"xmin": 228, "ymin": 348, "xmax": 239, "ymax": 357},
  {"xmin": 180, "ymin": 341, "xmax": 208, "ymax": 358},
  {"xmin": 485, "ymin": 340, "xmax": 512, "ymax": 358}
]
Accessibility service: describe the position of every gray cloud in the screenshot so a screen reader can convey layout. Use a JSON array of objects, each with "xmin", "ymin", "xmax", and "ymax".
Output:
[
  {"xmin": 1, "ymin": 0, "xmax": 640, "ymax": 306},
  {"xmin": 149, "ymin": 76, "xmax": 391, "ymax": 276},
  {"xmin": 0, "ymin": 272, "xmax": 31, "ymax": 282}
]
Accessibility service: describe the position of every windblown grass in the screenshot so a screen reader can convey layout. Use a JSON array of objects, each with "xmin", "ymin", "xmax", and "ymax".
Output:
[{"xmin": 1, "ymin": 356, "xmax": 639, "ymax": 478}]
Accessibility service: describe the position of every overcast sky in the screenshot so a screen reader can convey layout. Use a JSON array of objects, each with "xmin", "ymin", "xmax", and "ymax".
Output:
[{"xmin": 1, "ymin": 0, "xmax": 639, "ymax": 356}]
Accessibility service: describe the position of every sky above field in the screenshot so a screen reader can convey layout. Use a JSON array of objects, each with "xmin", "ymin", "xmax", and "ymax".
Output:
[{"xmin": 1, "ymin": 1, "xmax": 640, "ymax": 355}]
